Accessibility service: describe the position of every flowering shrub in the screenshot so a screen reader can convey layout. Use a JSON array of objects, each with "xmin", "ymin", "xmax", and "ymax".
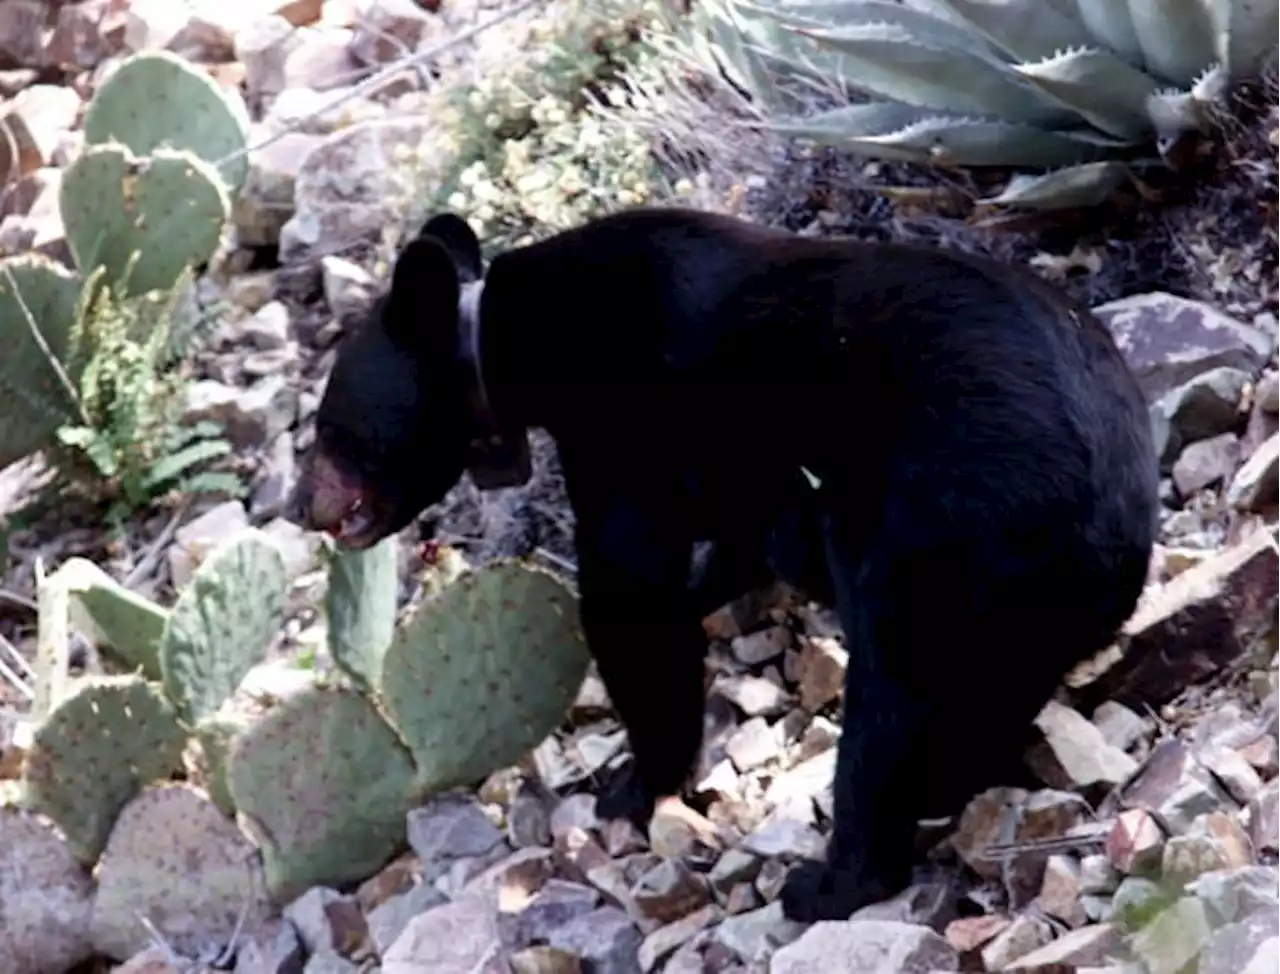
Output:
[{"xmin": 391, "ymin": 0, "xmax": 694, "ymax": 256}]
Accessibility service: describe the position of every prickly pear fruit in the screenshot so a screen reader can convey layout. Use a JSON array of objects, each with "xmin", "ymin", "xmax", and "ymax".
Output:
[
  {"xmin": 60, "ymin": 143, "xmax": 230, "ymax": 299},
  {"xmin": 226, "ymin": 683, "xmax": 417, "ymax": 903},
  {"xmin": 82, "ymin": 50, "xmax": 252, "ymax": 194},
  {"xmin": 325, "ymin": 537, "xmax": 399, "ymax": 693},
  {"xmin": 46, "ymin": 557, "xmax": 167, "ymax": 681},
  {"xmin": 159, "ymin": 529, "xmax": 289, "ymax": 726},
  {"xmin": 90, "ymin": 782, "xmax": 272, "ymax": 962},
  {"xmin": 418, "ymin": 541, "xmax": 471, "ymax": 598},
  {"xmin": 0, "ymin": 255, "xmax": 84, "ymax": 469},
  {"xmin": 379, "ymin": 560, "xmax": 591, "ymax": 795},
  {"xmin": 22, "ymin": 675, "xmax": 188, "ymax": 865}
]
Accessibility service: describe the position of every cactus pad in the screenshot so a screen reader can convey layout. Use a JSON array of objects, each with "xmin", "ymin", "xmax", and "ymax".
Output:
[
  {"xmin": 226, "ymin": 683, "xmax": 417, "ymax": 903},
  {"xmin": 82, "ymin": 50, "xmax": 252, "ymax": 194},
  {"xmin": 60, "ymin": 143, "xmax": 230, "ymax": 298},
  {"xmin": 159, "ymin": 529, "xmax": 289, "ymax": 726},
  {"xmin": 0, "ymin": 807, "xmax": 95, "ymax": 974},
  {"xmin": 325, "ymin": 537, "xmax": 399, "ymax": 693},
  {"xmin": 90, "ymin": 782, "xmax": 272, "ymax": 961},
  {"xmin": 50, "ymin": 557, "xmax": 168, "ymax": 681},
  {"xmin": 22, "ymin": 675, "xmax": 188, "ymax": 865},
  {"xmin": 0, "ymin": 256, "xmax": 85, "ymax": 469},
  {"xmin": 191, "ymin": 713, "xmax": 251, "ymax": 816},
  {"xmin": 379, "ymin": 560, "xmax": 591, "ymax": 795}
]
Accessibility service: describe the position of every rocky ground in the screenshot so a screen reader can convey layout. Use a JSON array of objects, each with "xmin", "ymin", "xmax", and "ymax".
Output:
[{"xmin": 0, "ymin": 1, "xmax": 1278, "ymax": 973}]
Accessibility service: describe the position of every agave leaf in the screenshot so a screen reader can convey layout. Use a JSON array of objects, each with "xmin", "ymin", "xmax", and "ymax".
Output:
[
  {"xmin": 1207, "ymin": 0, "xmax": 1280, "ymax": 78},
  {"xmin": 737, "ymin": 0, "xmax": 1005, "ymax": 57},
  {"xmin": 1145, "ymin": 84, "xmax": 1217, "ymax": 140},
  {"xmin": 1125, "ymin": 0, "xmax": 1219, "ymax": 86},
  {"xmin": 925, "ymin": 0, "xmax": 1099, "ymax": 61},
  {"xmin": 787, "ymin": 22, "xmax": 1070, "ymax": 124},
  {"xmin": 1144, "ymin": 62, "xmax": 1233, "ymax": 146},
  {"xmin": 1190, "ymin": 62, "xmax": 1233, "ymax": 103},
  {"xmin": 770, "ymin": 100, "xmax": 943, "ymax": 139},
  {"xmin": 1014, "ymin": 48, "xmax": 1160, "ymax": 140},
  {"xmin": 702, "ymin": 0, "xmax": 848, "ymax": 104},
  {"xmin": 978, "ymin": 160, "xmax": 1131, "ymax": 209},
  {"xmin": 800, "ymin": 115, "xmax": 1121, "ymax": 167},
  {"xmin": 690, "ymin": 0, "xmax": 774, "ymax": 103},
  {"xmin": 1073, "ymin": 0, "xmax": 1145, "ymax": 65}
]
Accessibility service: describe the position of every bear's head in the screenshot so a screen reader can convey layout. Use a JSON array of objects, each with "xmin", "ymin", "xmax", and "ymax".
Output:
[{"xmin": 287, "ymin": 213, "xmax": 530, "ymax": 550}]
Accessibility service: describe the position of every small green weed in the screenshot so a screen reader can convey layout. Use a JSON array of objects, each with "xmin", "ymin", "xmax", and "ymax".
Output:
[{"xmin": 51, "ymin": 270, "xmax": 242, "ymax": 520}]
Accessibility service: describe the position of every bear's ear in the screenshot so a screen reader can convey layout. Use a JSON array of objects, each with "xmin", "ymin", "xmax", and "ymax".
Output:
[
  {"xmin": 382, "ymin": 236, "xmax": 460, "ymax": 352},
  {"xmin": 416, "ymin": 213, "xmax": 483, "ymax": 283}
]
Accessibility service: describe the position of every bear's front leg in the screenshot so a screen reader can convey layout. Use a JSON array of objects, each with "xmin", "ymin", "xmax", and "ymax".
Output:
[{"xmin": 572, "ymin": 487, "xmax": 706, "ymax": 829}]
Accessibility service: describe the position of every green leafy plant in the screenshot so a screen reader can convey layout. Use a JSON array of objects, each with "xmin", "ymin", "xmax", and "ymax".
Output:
[
  {"xmin": 52, "ymin": 268, "xmax": 239, "ymax": 518},
  {"xmin": 689, "ymin": 0, "xmax": 1280, "ymax": 210}
]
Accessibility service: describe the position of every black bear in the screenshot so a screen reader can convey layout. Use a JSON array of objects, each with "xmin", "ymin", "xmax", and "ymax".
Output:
[{"xmin": 287, "ymin": 207, "xmax": 1159, "ymax": 922}]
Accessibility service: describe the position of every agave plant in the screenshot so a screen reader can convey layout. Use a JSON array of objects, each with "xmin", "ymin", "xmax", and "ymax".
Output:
[{"xmin": 690, "ymin": 0, "xmax": 1279, "ymax": 210}]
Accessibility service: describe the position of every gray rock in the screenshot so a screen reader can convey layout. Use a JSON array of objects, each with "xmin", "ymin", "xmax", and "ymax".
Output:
[
  {"xmin": 279, "ymin": 118, "xmax": 445, "ymax": 263},
  {"xmin": 168, "ymin": 500, "xmax": 251, "ymax": 587},
  {"xmin": 1093, "ymin": 292, "xmax": 1274, "ymax": 402},
  {"xmin": 542, "ymin": 905, "xmax": 643, "ymax": 974},
  {"xmin": 771, "ymin": 920, "xmax": 959, "ymax": 974},
  {"xmin": 367, "ymin": 882, "xmax": 449, "ymax": 954},
  {"xmin": 381, "ymin": 895, "xmax": 506, "ymax": 974},
  {"xmin": 407, "ymin": 795, "xmax": 508, "ymax": 881}
]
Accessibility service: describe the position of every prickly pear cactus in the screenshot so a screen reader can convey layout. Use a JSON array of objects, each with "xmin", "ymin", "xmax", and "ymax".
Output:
[
  {"xmin": 22, "ymin": 675, "xmax": 188, "ymax": 865},
  {"xmin": 192, "ymin": 713, "xmax": 250, "ymax": 817},
  {"xmin": 325, "ymin": 538, "xmax": 399, "ymax": 693},
  {"xmin": 49, "ymin": 557, "xmax": 168, "ymax": 681},
  {"xmin": 82, "ymin": 50, "xmax": 252, "ymax": 194},
  {"xmin": 90, "ymin": 782, "xmax": 272, "ymax": 962},
  {"xmin": 0, "ymin": 256, "xmax": 85, "ymax": 469},
  {"xmin": 60, "ymin": 143, "xmax": 230, "ymax": 299},
  {"xmin": 0, "ymin": 805, "xmax": 95, "ymax": 971},
  {"xmin": 379, "ymin": 560, "xmax": 591, "ymax": 795},
  {"xmin": 226, "ymin": 683, "xmax": 418, "ymax": 903},
  {"xmin": 159, "ymin": 529, "xmax": 289, "ymax": 726},
  {"xmin": 33, "ymin": 556, "xmax": 74, "ymax": 723}
]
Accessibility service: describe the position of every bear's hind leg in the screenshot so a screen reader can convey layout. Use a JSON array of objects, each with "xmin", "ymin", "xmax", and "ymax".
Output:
[
  {"xmin": 778, "ymin": 583, "xmax": 931, "ymax": 921},
  {"xmin": 778, "ymin": 513, "xmax": 1073, "ymax": 923}
]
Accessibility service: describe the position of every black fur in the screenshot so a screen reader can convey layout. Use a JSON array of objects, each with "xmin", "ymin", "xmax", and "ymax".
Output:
[{"xmin": 289, "ymin": 207, "xmax": 1159, "ymax": 922}]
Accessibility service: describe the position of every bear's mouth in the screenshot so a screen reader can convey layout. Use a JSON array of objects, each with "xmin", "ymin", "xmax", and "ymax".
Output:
[
  {"xmin": 293, "ymin": 452, "xmax": 392, "ymax": 550},
  {"xmin": 334, "ymin": 495, "xmax": 381, "ymax": 548}
]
